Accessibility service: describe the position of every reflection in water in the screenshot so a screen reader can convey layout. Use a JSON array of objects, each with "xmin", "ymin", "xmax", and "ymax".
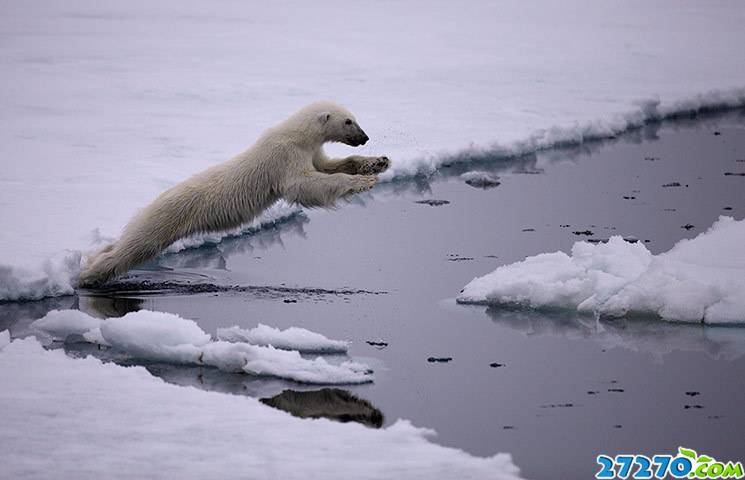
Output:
[
  {"xmin": 59, "ymin": 341, "xmax": 383, "ymax": 427},
  {"xmin": 260, "ymin": 388, "xmax": 384, "ymax": 428},
  {"xmin": 0, "ymin": 295, "xmax": 76, "ymax": 337},
  {"xmin": 484, "ymin": 306, "xmax": 745, "ymax": 361},
  {"xmin": 78, "ymin": 295, "xmax": 143, "ymax": 318},
  {"xmin": 157, "ymin": 212, "xmax": 309, "ymax": 271}
]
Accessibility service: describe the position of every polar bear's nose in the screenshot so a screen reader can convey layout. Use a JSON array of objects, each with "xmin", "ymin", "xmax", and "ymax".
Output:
[{"xmin": 359, "ymin": 132, "xmax": 369, "ymax": 145}]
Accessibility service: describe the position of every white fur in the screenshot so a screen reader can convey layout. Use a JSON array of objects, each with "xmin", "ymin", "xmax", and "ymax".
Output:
[{"xmin": 78, "ymin": 101, "xmax": 390, "ymax": 287}]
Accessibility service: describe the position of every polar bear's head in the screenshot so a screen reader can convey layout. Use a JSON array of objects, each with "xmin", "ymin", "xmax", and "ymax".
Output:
[{"xmin": 292, "ymin": 101, "xmax": 369, "ymax": 147}]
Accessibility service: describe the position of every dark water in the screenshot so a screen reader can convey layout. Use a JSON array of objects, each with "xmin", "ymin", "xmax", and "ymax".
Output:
[{"xmin": 3, "ymin": 110, "xmax": 745, "ymax": 479}]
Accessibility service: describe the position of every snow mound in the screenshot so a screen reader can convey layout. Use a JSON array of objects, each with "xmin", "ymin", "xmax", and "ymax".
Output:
[
  {"xmin": 32, "ymin": 309, "xmax": 371, "ymax": 384},
  {"xmin": 0, "ymin": 336, "xmax": 523, "ymax": 479},
  {"xmin": 0, "ymin": 250, "xmax": 81, "ymax": 302},
  {"xmin": 30, "ymin": 309, "xmax": 103, "ymax": 338},
  {"xmin": 217, "ymin": 324, "xmax": 349, "ymax": 353},
  {"xmin": 0, "ymin": 330, "xmax": 9, "ymax": 350},
  {"xmin": 458, "ymin": 217, "xmax": 745, "ymax": 324}
]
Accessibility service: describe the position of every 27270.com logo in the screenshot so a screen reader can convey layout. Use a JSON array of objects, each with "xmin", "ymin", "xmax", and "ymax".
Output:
[{"xmin": 596, "ymin": 447, "xmax": 743, "ymax": 479}]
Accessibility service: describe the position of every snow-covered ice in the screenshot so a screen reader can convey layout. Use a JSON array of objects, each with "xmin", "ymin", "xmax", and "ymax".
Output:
[
  {"xmin": 2, "ymin": 0, "xmax": 745, "ymax": 300},
  {"xmin": 458, "ymin": 217, "xmax": 745, "ymax": 324},
  {"xmin": 29, "ymin": 308, "xmax": 103, "ymax": 338},
  {"xmin": 31, "ymin": 309, "xmax": 371, "ymax": 384},
  {"xmin": 0, "ymin": 334, "xmax": 524, "ymax": 480},
  {"xmin": 217, "ymin": 324, "xmax": 350, "ymax": 353}
]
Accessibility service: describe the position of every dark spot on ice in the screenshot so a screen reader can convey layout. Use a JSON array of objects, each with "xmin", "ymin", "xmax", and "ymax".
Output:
[
  {"xmin": 682, "ymin": 224, "xmax": 695, "ymax": 230},
  {"xmin": 644, "ymin": 239, "xmax": 651, "ymax": 243},
  {"xmin": 707, "ymin": 415, "xmax": 723, "ymax": 419},
  {"xmin": 541, "ymin": 403, "xmax": 574, "ymax": 408},
  {"xmin": 502, "ymin": 425, "xmax": 516, "ymax": 430},
  {"xmin": 714, "ymin": 131, "xmax": 721, "ymax": 135},
  {"xmin": 427, "ymin": 357, "xmax": 452, "ymax": 363},
  {"xmin": 685, "ymin": 391, "xmax": 700, "ymax": 397},
  {"xmin": 724, "ymin": 172, "xmax": 745, "ymax": 176},
  {"xmin": 613, "ymin": 425, "xmax": 623, "ymax": 429},
  {"xmin": 644, "ymin": 156, "xmax": 659, "ymax": 161},
  {"xmin": 623, "ymin": 237, "xmax": 638, "ymax": 244},
  {"xmin": 684, "ymin": 405, "xmax": 704, "ymax": 409},
  {"xmin": 522, "ymin": 228, "xmax": 535, "ymax": 232},
  {"xmin": 608, "ymin": 388, "xmax": 625, "ymax": 393},
  {"xmin": 573, "ymin": 230, "xmax": 594, "ymax": 236},
  {"xmin": 366, "ymin": 341, "xmax": 388, "ymax": 349},
  {"xmin": 662, "ymin": 182, "xmax": 682, "ymax": 187},
  {"xmin": 587, "ymin": 238, "xmax": 607, "ymax": 244},
  {"xmin": 283, "ymin": 299, "xmax": 297, "ymax": 303},
  {"xmin": 489, "ymin": 363, "xmax": 505, "ymax": 368},
  {"xmin": 559, "ymin": 224, "xmax": 571, "ymax": 228},
  {"xmin": 587, "ymin": 391, "xmax": 599, "ymax": 395},
  {"xmin": 723, "ymin": 206, "xmax": 733, "ymax": 210},
  {"xmin": 664, "ymin": 208, "xmax": 677, "ymax": 212},
  {"xmin": 484, "ymin": 255, "xmax": 499, "ymax": 259},
  {"xmin": 622, "ymin": 195, "xmax": 636, "ymax": 200},
  {"xmin": 416, "ymin": 199, "xmax": 450, "ymax": 206}
]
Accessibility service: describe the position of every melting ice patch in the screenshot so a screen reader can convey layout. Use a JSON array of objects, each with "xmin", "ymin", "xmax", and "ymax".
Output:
[
  {"xmin": 217, "ymin": 324, "xmax": 349, "ymax": 353},
  {"xmin": 31, "ymin": 310, "xmax": 371, "ymax": 384},
  {"xmin": 0, "ymin": 334, "xmax": 524, "ymax": 480},
  {"xmin": 458, "ymin": 217, "xmax": 745, "ymax": 325}
]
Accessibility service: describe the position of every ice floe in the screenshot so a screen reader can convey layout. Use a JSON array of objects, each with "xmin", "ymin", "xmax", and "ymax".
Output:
[
  {"xmin": 217, "ymin": 324, "xmax": 349, "ymax": 353},
  {"xmin": 458, "ymin": 217, "xmax": 745, "ymax": 324},
  {"xmin": 31, "ymin": 310, "xmax": 371, "ymax": 384}
]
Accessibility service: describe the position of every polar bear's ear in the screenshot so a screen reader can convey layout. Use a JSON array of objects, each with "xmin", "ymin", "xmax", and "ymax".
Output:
[{"xmin": 317, "ymin": 112, "xmax": 331, "ymax": 124}]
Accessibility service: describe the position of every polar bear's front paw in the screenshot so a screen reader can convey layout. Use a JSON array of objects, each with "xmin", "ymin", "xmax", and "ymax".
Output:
[
  {"xmin": 357, "ymin": 156, "xmax": 390, "ymax": 175},
  {"xmin": 349, "ymin": 175, "xmax": 378, "ymax": 194}
]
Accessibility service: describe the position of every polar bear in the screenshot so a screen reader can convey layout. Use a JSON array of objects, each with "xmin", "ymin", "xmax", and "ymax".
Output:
[{"xmin": 78, "ymin": 101, "xmax": 390, "ymax": 287}]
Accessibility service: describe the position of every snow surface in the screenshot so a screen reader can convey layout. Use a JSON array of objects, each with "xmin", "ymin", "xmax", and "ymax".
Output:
[
  {"xmin": 217, "ymin": 324, "xmax": 350, "ymax": 353},
  {"xmin": 0, "ymin": 335, "xmax": 524, "ymax": 480},
  {"xmin": 2, "ymin": 0, "xmax": 745, "ymax": 301},
  {"xmin": 458, "ymin": 217, "xmax": 745, "ymax": 324},
  {"xmin": 31, "ymin": 309, "xmax": 371, "ymax": 384}
]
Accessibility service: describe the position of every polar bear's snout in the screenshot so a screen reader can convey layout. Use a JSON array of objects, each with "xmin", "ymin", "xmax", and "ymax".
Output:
[{"xmin": 348, "ymin": 126, "xmax": 369, "ymax": 146}]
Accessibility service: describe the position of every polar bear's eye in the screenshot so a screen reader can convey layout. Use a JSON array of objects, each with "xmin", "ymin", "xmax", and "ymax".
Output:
[{"xmin": 345, "ymin": 119, "xmax": 353, "ymax": 125}]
